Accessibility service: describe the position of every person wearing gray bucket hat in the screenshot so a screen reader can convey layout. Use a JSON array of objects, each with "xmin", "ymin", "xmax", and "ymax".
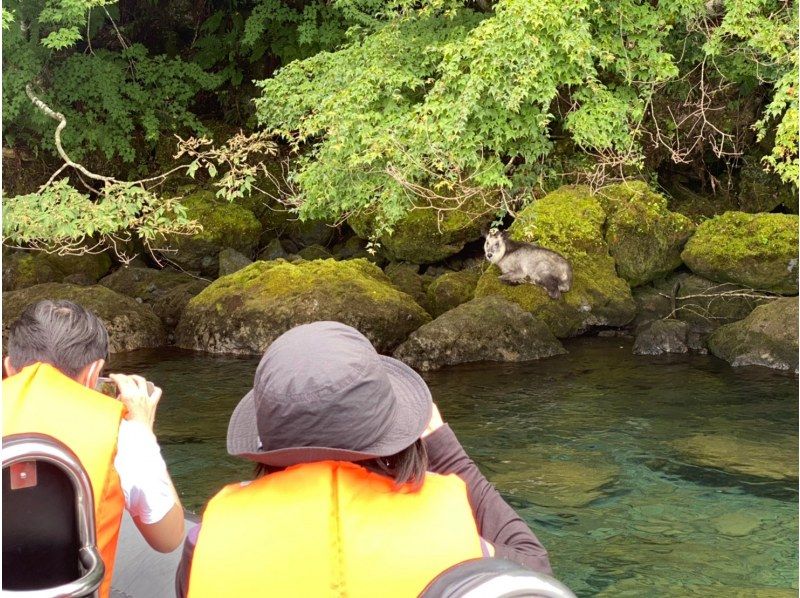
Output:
[
  {"xmin": 176, "ymin": 321, "xmax": 551, "ymax": 598},
  {"xmin": 226, "ymin": 321, "xmax": 434, "ymax": 471}
]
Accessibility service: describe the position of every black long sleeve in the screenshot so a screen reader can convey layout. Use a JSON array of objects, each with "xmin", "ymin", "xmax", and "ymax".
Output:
[{"xmin": 424, "ymin": 424, "xmax": 552, "ymax": 574}]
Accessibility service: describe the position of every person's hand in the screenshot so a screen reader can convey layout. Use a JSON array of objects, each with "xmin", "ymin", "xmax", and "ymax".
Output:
[
  {"xmin": 109, "ymin": 373, "xmax": 161, "ymax": 430},
  {"xmin": 421, "ymin": 402, "xmax": 444, "ymax": 438}
]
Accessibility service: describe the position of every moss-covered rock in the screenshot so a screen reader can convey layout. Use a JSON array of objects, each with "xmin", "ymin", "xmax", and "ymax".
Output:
[
  {"xmin": 672, "ymin": 433, "xmax": 798, "ymax": 480},
  {"xmin": 99, "ymin": 267, "xmax": 209, "ymax": 331},
  {"xmin": 707, "ymin": 297, "xmax": 798, "ymax": 372},
  {"xmin": 632, "ymin": 272, "xmax": 770, "ymax": 334},
  {"xmin": 384, "ymin": 263, "xmax": 429, "ymax": 312},
  {"xmin": 3, "ymin": 251, "xmax": 112, "ymax": 292},
  {"xmin": 349, "ymin": 201, "xmax": 493, "ymax": 264},
  {"xmin": 425, "ymin": 270, "xmax": 481, "ymax": 318},
  {"xmin": 681, "ymin": 212, "xmax": 798, "ymax": 294},
  {"xmin": 475, "ymin": 186, "xmax": 636, "ymax": 337},
  {"xmin": 2, "ymin": 283, "xmax": 166, "ymax": 352},
  {"xmin": 162, "ymin": 190, "xmax": 261, "ymax": 276},
  {"xmin": 175, "ymin": 259, "xmax": 430, "ymax": 355},
  {"xmin": 597, "ymin": 182, "xmax": 695, "ymax": 286},
  {"xmin": 393, "ymin": 296, "xmax": 565, "ymax": 371}
]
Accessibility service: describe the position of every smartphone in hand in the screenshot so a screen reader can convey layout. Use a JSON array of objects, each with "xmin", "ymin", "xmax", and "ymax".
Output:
[
  {"xmin": 95, "ymin": 376, "xmax": 118, "ymax": 397},
  {"xmin": 95, "ymin": 376, "xmax": 156, "ymax": 398}
]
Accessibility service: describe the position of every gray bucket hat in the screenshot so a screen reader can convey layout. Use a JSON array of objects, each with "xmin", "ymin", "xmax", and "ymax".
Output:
[{"xmin": 227, "ymin": 321, "xmax": 433, "ymax": 466}]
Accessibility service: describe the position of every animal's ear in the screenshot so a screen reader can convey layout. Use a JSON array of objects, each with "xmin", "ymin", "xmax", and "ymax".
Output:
[{"xmin": 480, "ymin": 223, "xmax": 492, "ymax": 237}]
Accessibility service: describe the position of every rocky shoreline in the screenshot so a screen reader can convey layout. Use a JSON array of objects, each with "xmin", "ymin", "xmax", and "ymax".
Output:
[{"xmin": 4, "ymin": 182, "xmax": 798, "ymax": 373}]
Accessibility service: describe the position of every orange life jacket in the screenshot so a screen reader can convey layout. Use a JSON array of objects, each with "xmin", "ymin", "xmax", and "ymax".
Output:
[
  {"xmin": 188, "ymin": 460, "xmax": 484, "ymax": 598},
  {"xmin": 3, "ymin": 363, "xmax": 125, "ymax": 598}
]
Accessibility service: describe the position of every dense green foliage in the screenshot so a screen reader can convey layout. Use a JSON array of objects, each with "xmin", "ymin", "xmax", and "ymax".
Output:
[
  {"xmin": 255, "ymin": 0, "xmax": 797, "ymax": 228},
  {"xmin": 2, "ymin": 0, "xmax": 797, "ymax": 253},
  {"xmin": 3, "ymin": 1, "xmax": 219, "ymax": 161}
]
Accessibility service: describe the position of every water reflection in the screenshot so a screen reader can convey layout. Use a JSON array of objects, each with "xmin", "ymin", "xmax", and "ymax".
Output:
[{"xmin": 110, "ymin": 338, "xmax": 798, "ymax": 596}]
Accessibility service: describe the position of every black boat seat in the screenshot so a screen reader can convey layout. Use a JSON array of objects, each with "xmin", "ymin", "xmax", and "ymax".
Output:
[
  {"xmin": 2, "ymin": 433, "xmax": 105, "ymax": 597},
  {"xmin": 420, "ymin": 558, "xmax": 577, "ymax": 598}
]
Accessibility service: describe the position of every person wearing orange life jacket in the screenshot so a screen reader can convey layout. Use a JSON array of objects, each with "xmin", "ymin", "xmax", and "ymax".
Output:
[
  {"xmin": 3, "ymin": 300, "xmax": 186, "ymax": 598},
  {"xmin": 176, "ymin": 321, "xmax": 551, "ymax": 598}
]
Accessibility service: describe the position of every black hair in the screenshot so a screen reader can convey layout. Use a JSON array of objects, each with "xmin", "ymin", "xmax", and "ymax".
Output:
[
  {"xmin": 253, "ymin": 439, "xmax": 429, "ymax": 489},
  {"xmin": 7, "ymin": 300, "xmax": 109, "ymax": 378}
]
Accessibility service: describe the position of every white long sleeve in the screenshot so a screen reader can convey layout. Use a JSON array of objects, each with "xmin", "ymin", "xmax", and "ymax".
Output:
[{"xmin": 114, "ymin": 420, "xmax": 175, "ymax": 524}]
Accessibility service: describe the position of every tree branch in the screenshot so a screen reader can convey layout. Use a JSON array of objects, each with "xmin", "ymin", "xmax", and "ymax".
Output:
[{"xmin": 25, "ymin": 84, "xmax": 115, "ymax": 186}]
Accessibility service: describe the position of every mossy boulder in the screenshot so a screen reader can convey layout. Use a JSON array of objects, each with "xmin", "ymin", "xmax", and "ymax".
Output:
[
  {"xmin": 384, "ymin": 263, "xmax": 429, "ymax": 312},
  {"xmin": 162, "ymin": 190, "xmax": 261, "ymax": 276},
  {"xmin": 2, "ymin": 283, "xmax": 166, "ymax": 352},
  {"xmin": 99, "ymin": 266, "xmax": 208, "ymax": 331},
  {"xmin": 393, "ymin": 296, "xmax": 565, "ymax": 371},
  {"xmin": 475, "ymin": 186, "xmax": 636, "ymax": 337},
  {"xmin": 707, "ymin": 297, "xmax": 798, "ymax": 372},
  {"xmin": 597, "ymin": 182, "xmax": 695, "ymax": 286},
  {"xmin": 426, "ymin": 270, "xmax": 481, "ymax": 318},
  {"xmin": 672, "ymin": 433, "xmax": 798, "ymax": 481},
  {"xmin": 632, "ymin": 272, "xmax": 770, "ymax": 334},
  {"xmin": 3, "ymin": 251, "xmax": 112, "ymax": 292},
  {"xmin": 175, "ymin": 259, "xmax": 430, "ymax": 355},
  {"xmin": 349, "ymin": 202, "xmax": 493, "ymax": 264},
  {"xmin": 681, "ymin": 212, "xmax": 798, "ymax": 294}
]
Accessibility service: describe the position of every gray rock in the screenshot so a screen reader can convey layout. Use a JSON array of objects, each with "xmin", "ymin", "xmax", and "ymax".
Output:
[
  {"xmin": 633, "ymin": 320, "xmax": 691, "ymax": 355},
  {"xmin": 393, "ymin": 296, "xmax": 566, "ymax": 371},
  {"xmin": 3, "ymin": 283, "xmax": 166, "ymax": 352},
  {"xmin": 708, "ymin": 297, "xmax": 799, "ymax": 372},
  {"xmin": 218, "ymin": 248, "xmax": 253, "ymax": 277},
  {"xmin": 632, "ymin": 272, "xmax": 770, "ymax": 334},
  {"xmin": 258, "ymin": 238, "xmax": 289, "ymax": 262},
  {"xmin": 99, "ymin": 267, "xmax": 208, "ymax": 330}
]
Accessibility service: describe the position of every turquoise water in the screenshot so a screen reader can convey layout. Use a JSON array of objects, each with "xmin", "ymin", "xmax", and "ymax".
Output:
[{"xmin": 110, "ymin": 338, "xmax": 798, "ymax": 596}]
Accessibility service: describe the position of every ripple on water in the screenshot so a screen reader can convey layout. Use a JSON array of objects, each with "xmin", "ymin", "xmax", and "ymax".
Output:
[{"xmin": 111, "ymin": 338, "xmax": 798, "ymax": 596}]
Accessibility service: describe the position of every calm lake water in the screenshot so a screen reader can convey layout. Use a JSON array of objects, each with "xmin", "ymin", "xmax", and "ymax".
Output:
[{"xmin": 110, "ymin": 338, "xmax": 798, "ymax": 596}]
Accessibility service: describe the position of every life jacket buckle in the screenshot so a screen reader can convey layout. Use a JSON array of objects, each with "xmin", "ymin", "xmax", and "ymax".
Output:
[{"xmin": 9, "ymin": 461, "xmax": 37, "ymax": 490}]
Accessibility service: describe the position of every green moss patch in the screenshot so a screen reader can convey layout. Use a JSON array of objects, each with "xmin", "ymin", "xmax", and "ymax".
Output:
[
  {"xmin": 681, "ymin": 212, "xmax": 798, "ymax": 294},
  {"xmin": 598, "ymin": 181, "xmax": 695, "ymax": 286},
  {"xmin": 164, "ymin": 190, "xmax": 261, "ymax": 275},
  {"xmin": 475, "ymin": 186, "xmax": 635, "ymax": 337},
  {"xmin": 349, "ymin": 198, "xmax": 493, "ymax": 264},
  {"xmin": 176, "ymin": 258, "xmax": 430, "ymax": 354}
]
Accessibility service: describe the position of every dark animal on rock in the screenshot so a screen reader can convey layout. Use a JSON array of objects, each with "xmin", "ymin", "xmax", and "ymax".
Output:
[{"xmin": 483, "ymin": 229, "xmax": 573, "ymax": 299}]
